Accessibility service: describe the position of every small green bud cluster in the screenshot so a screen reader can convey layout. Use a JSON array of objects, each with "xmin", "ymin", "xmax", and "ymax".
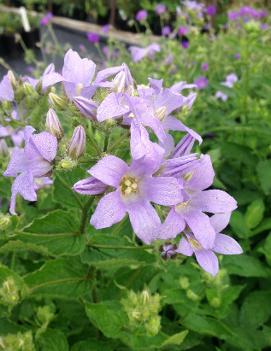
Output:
[
  {"xmin": 0, "ymin": 331, "xmax": 35, "ymax": 351},
  {"xmin": 121, "ymin": 289, "xmax": 161, "ymax": 336},
  {"xmin": 0, "ymin": 277, "xmax": 20, "ymax": 307}
]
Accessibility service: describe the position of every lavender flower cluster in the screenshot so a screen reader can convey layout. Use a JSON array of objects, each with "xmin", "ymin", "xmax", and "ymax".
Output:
[{"xmin": 0, "ymin": 49, "xmax": 242, "ymax": 275}]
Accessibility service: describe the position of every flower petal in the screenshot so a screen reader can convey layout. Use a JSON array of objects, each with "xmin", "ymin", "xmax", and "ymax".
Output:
[
  {"xmin": 184, "ymin": 210, "xmax": 216, "ymax": 249},
  {"xmin": 158, "ymin": 208, "xmax": 185, "ymax": 240},
  {"xmin": 209, "ymin": 213, "xmax": 232, "ymax": 233},
  {"xmin": 176, "ymin": 237, "xmax": 193, "ymax": 256},
  {"xmin": 97, "ymin": 92, "xmax": 130, "ymax": 122},
  {"xmin": 185, "ymin": 154, "xmax": 214, "ymax": 190},
  {"xmin": 73, "ymin": 176, "xmax": 107, "ymax": 195},
  {"xmin": 194, "ymin": 250, "xmax": 219, "ymax": 276},
  {"xmin": 127, "ymin": 201, "xmax": 161, "ymax": 243},
  {"xmin": 144, "ymin": 176, "xmax": 183, "ymax": 206},
  {"xmin": 10, "ymin": 172, "xmax": 37, "ymax": 215},
  {"xmin": 89, "ymin": 155, "xmax": 128, "ymax": 187},
  {"xmin": 213, "ymin": 234, "xmax": 243, "ymax": 255},
  {"xmin": 3, "ymin": 148, "xmax": 27, "ymax": 177},
  {"xmin": 28, "ymin": 132, "xmax": 58, "ymax": 162},
  {"xmin": 90, "ymin": 190, "xmax": 126, "ymax": 229},
  {"xmin": 193, "ymin": 189, "xmax": 237, "ymax": 213}
]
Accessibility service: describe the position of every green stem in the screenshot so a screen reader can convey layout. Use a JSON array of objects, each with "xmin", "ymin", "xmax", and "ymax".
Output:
[{"xmin": 80, "ymin": 197, "xmax": 95, "ymax": 234}]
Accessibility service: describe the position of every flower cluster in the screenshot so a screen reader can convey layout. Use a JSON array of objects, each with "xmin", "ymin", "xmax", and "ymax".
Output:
[{"xmin": 0, "ymin": 49, "xmax": 242, "ymax": 275}]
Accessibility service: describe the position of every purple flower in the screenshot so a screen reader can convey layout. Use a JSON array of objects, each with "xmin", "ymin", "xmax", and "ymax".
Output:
[
  {"xmin": 194, "ymin": 76, "xmax": 208, "ymax": 90},
  {"xmin": 73, "ymin": 150, "xmax": 183, "ymax": 243},
  {"xmin": 23, "ymin": 63, "xmax": 63, "ymax": 92},
  {"xmin": 158, "ymin": 154, "xmax": 237, "ymax": 249},
  {"xmin": 215, "ymin": 91, "xmax": 228, "ymax": 102},
  {"xmin": 0, "ymin": 73, "xmax": 14, "ymax": 102},
  {"xmin": 61, "ymin": 49, "xmax": 96, "ymax": 99},
  {"xmin": 130, "ymin": 44, "xmax": 160, "ymax": 62},
  {"xmin": 181, "ymin": 38, "xmax": 189, "ymax": 49},
  {"xmin": 222, "ymin": 73, "xmax": 238, "ymax": 88},
  {"xmin": 201, "ymin": 62, "xmax": 209, "ymax": 71},
  {"xmin": 102, "ymin": 24, "xmax": 110, "ymax": 33},
  {"xmin": 176, "ymin": 213, "xmax": 242, "ymax": 276},
  {"xmin": 206, "ymin": 5, "xmax": 216, "ymax": 16},
  {"xmin": 228, "ymin": 11, "xmax": 239, "ymax": 21},
  {"xmin": 161, "ymin": 244, "xmax": 176, "ymax": 259},
  {"xmin": 155, "ymin": 4, "xmax": 166, "ymax": 15},
  {"xmin": 3, "ymin": 126, "xmax": 57, "ymax": 214},
  {"xmin": 40, "ymin": 12, "xmax": 53, "ymax": 26},
  {"xmin": 45, "ymin": 108, "xmax": 63, "ymax": 139},
  {"xmin": 162, "ymin": 26, "xmax": 171, "ymax": 37},
  {"xmin": 87, "ymin": 32, "xmax": 100, "ymax": 44},
  {"xmin": 136, "ymin": 9, "xmax": 148, "ymax": 22},
  {"xmin": 178, "ymin": 26, "xmax": 188, "ymax": 36},
  {"xmin": 234, "ymin": 53, "xmax": 241, "ymax": 60}
]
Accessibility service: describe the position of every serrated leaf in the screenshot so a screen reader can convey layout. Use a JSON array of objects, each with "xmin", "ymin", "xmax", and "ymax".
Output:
[
  {"xmin": 16, "ymin": 210, "xmax": 85, "ymax": 256},
  {"xmin": 161, "ymin": 330, "xmax": 188, "ymax": 347},
  {"xmin": 37, "ymin": 329, "xmax": 69, "ymax": 351},
  {"xmin": 24, "ymin": 257, "xmax": 92, "ymax": 299}
]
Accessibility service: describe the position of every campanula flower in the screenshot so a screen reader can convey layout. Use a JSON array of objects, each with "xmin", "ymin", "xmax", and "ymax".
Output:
[
  {"xmin": 0, "ymin": 73, "xmax": 14, "ymax": 102},
  {"xmin": 3, "ymin": 126, "xmax": 57, "ymax": 214},
  {"xmin": 130, "ymin": 44, "xmax": 160, "ymax": 62},
  {"xmin": 136, "ymin": 10, "xmax": 148, "ymax": 22}
]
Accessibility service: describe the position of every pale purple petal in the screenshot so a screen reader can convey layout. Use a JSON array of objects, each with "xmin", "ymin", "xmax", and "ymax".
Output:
[
  {"xmin": 186, "ymin": 154, "xmax": 215, "ymax": 190},
  {"xmin": 9, "ymin": 172, "xmax": 37, "ymax": 215},
  {"xmin": 127, "ymin": 201, "xmax": 161, "ymax": 243},
  {"xmin": 73, "ymin": 176, "xmax": 107, "ymax": 195},
  {"xmin": 42, "ymin": 72, "xmax": 63, "ymax": 90},
  {"xmin": 184, "ymin": 210, "xmax": 216, "ymax": 249},
  {"xmin": 213, "ymin": 234, "xmax": 243, "ymax": 255},
  {"xmin": 97, "ymin": 92, "xmax": 130, "ymax": 122},
  {"xmin": 176, "ymin": 237, "xmax": 193, "ymax": 256},
  {"xmin": 3, "ymin": 148, "xmax": 27, "ymax": 176},
  {"xmin": 158, "ymin": 208, "xmax": 185, "ymax": 240},
  {"xmin": 144, "ymin": 177, "xmax": 182, "ymax": 206},
  {"xmin": 194, "ymin": 250, "xmax": 219, "ymax": 276},
  {"xmin": 62, "ymin": 49, "xmax": 96, "ymax": 85},
  {"xmin": 0, "ymin": 74, "xmax": 14, "ymax": 102},
  {"xmin": 73, "ymin": 96, "xmax": 97, "ymax": 120},
  {"xmin": 193, "ymin": 189, "xmax": 237, "ymax": 213},
  {"xmin": 209, "ymin": 212, "xmax": 231, "ymax": 233},
  {"xmin": 90, "ymin": 190, "xmax": 126, "ymax": 229},
  {"xmin": 163, "ymin": 116, "xmax": 202, "ymax": 143},
  {"xmin": 88, "ymin": 155, "xmax": 128, "ymax": 187},
  {"xmin": 28, "ymin": 132, "xmax": 58, "ymax": 162}
]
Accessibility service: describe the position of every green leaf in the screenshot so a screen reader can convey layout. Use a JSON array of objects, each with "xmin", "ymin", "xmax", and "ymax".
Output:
[
  {"xmin": 245, "ymin": 199, "xmax": 265, "ymax": 229},
  {"xmin": 16, "ymin": 210, "xmax": 85, "ymax": 256},
  {"xmin": 37, "ymin": 329, "xmax": 69, "ymax": 351},
  {"xmin": 24, "ymin": 257, "xmax": 92, "ymax": 299},
  {"xmin": 71, "ymin": 339, "xmax": 114, "ymax": 351},
  {"xmin": 257, "ymin": 160, "xmax": 271, "ymax": 194},
  {"xmin": 230, "ymin": 211, "xmax": 252, "ymax": 238},
  {"xmin": 252, "ymin": 218, "xmax": 271, "ymax": 235},
  {"xmin": 53, "ymin": 168, "xmax": 89, "ymax": 208},
  {"xmin": 0, "ymin": 264, "xmax": 28, "ymax": 299},
  {"xmin": 161, "ymin": 330, "xmax": 189, "ymax": 347},
  {"xmin": 85, "ymin": 301, "xmax": 128, "ymax": 338},
  {"xmin": 0, "ymin": 240, "xmax": 49, "ymax": 256},
  {"xmin": 240, "ymin": 291, "xmax": 271, "ymax": 328},
  {"xmin": 222, "ymin": 255, "xmax": 270, "ymax": 277}
]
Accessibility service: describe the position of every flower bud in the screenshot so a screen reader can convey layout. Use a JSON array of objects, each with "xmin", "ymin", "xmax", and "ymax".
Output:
[
  {"xmin": 0, "ymin": 277, "xmax": 20, "ymax": 306},
  {"xmin": 68, "ymin": 125, "xmax": 86, "ymax": 160},
  {"xmin": 48, "ymin": 92, "xmax": 66, "ymax": 109},
  {"xmin": 73, "ymin": 96, "xmax": 97, "ymax": 120},
  {"xmin": 45, "ymin": 108, "xmax": 63, "ymax": 139},
  {"xmin": 59, "ymin": 157, "xmax": 77, "ymax": 170},
  {"xmin": 209, "ymin": 297, "xmax": 221, "ymax": 308},
  {"xmin": 23, "ymin": 82, "xmax": 35, "ymax": 96},
  {"xmin": 186, "ymin": 289, "xmax": 200, "ymax": 302},
  {"xmin": 0, "ymin": 213, "xmax": 11, "ymax": 230},
  {"xmin": 0, "ymin": 139, "xmax": 9, "ymax": 157},
  {"xmin": 7, "ymin": 70, "xmax": 17, "ymax": 88},
  {"xmin": 145, "ymin": 316, "xmax": 161, "ymax": 336},
  {"xmin": 179, "ymin": 276, "xmax": 190, "ymax": 290}
]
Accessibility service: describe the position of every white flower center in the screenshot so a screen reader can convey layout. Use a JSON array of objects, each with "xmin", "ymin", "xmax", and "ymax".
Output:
[{"xmin": 120, "ymin": 175, "xmax": 139, "ymax": 196}]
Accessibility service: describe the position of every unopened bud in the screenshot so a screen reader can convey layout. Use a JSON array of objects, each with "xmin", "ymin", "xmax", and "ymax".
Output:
[
  {"xmin": 59, "ymin": 157, "xmax": 77, "ymax": 170},
  {"xmin": 0, "ymin": 277, "xmax": 20, "ymax": 306},
  {"xmin": 23, "ymin": 82, "xmax": 35, "ymax": 95},
  {"xmin": 0, "ymin": 213, "xmax": 11, "ymax": 230},
  {"xmin": 68, "ymin": 125, "xmax": 86, "ymax": 160},
  {"xmin": 145, "ymin": 316, "xmax": 161, "ymax": 336},
  {"xmin": 210, "ymin": 297, "xmax": 221, "ymax": 308},
  {"xmin": 48, "ymin": 92, "xmax": 66, "ymax": 109},
  {"xmin": 46, "ymin": 108, "xmax": 63, "ymax": 139},
  {"xmin": 0, "ymin": 139, "xmax": 9, "ymax": 157},
  {"xmin": 7, "ymin": 70, "xmax": 17, "ymax": 88},
  {"xmin": 186, "ymin": 289, "xmax": 200, "ymax": 302},
  {"xmin": 179, "ymin": 276, "xmax": 190, "ymax": 290},
  {"xmin": 73, "ymin": 96, "xmax": 97, "ymax": 120}
]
